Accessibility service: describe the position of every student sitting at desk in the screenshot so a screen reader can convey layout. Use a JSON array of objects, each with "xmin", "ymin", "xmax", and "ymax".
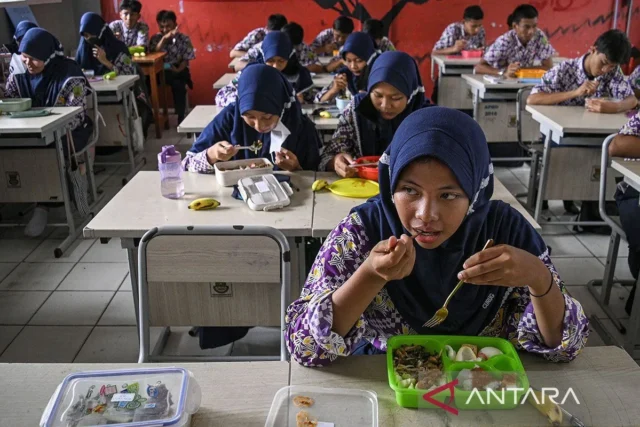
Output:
[
  {"xmin": 184, "ymin": 64, "xmax": 320, "ymax": 173},
  {"xmin": 285, "ymin": 107, "xmax": 589, "ymax": 366},
  {"xmin": 314, "ymin": 32, "xmax": 378, "ymax": 104},
  {"xmin": 149, "ymin": 10, "xmax": 195, "ymax": 125},
  {"xmin": 229, "ymin": 14, "xmax": 287, "ymax": 59},
  {"xmin": 2, "ymin": 21, "xmax": 38, "ymax": 54},
  {"xmin": 528, "ymin": 30, "xmax": 637, "ymax": 113},
  {"xmin": 629, "ymin": 64, "xmax": 640, "ymax": 99},
  {"xmin": 319, "ymin": 51, "xmax": 430, "ymax": 177},
  {"xmin": 310, "ymin": 16, "xmax": 354, "ymax": 73},
  {"xmin": 109, "ymin": 0, "xmax": 149, "ymax": 49},
  {"xmin": 3, "ymin": 28, "xmax": 94, "ymax": 237},
  {"xmin": 432, "ymin": 5, "xmax": 485, "ymax": 55},
  {"xmin": 216, "ymin": 32, "xmax": 314, "ymax": 107},
  {"xmin": 475, "ymin": 4, "xmax": 556, "ymax": 77},
  {"xmin": 609, "ymin": 112, "xmax": 640, "ymax": 316},
  {"xmin": 363, "ymin": 19, "xmax": 395, "ymax": 53}
]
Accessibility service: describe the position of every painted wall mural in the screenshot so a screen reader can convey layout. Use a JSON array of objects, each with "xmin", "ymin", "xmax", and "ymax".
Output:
[{"xmin": 100, "ymin": 0, "xmax": 639, "ymax": 105}]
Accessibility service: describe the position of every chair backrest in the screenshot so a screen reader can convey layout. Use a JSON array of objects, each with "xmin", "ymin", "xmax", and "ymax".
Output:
[
  {"xmin": 137, "ymin": 225, "xmax": 291, "ymax": 362},
  {"xmin": 516, "ymin": 87, "xmax": 532, "ymax": 146},
  {"xmin": 600, "ymin": 133, "xmax": 626, "ymax": 238}
]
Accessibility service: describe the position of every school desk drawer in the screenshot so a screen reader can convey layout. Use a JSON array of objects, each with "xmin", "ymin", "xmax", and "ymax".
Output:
[
  {"xmin": 438, "ymin": 76, "xmax": 473, "ymax": 110},
  {"xmin": 0, "ymin": 148, "xmax": 63, "ymax": 203}
]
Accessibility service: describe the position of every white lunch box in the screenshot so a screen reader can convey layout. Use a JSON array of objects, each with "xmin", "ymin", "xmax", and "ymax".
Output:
[
  {"xmin": 237, "ymin": 174, "xmax": 293, "ymax": 211},
  {"xmin": 214, "ymin": 157, "xmax": 274, "ymax": 187}
]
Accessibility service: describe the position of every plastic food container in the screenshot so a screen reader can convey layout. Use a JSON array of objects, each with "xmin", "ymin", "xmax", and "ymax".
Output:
[
  {"xmin": 238, "ymin": 173, "xmax": 293, "ymax": 211},
  {"xmin": 40, "ymin": 367, "xmax": 201, "ymax": 427},
  {"xmin": 0, "ymin": 98, "xmax": 32, "ymax": 113},
  {"xmin": 515, "ymin": 69, "xmax": 546, "ymax": 79},
  {"xmin": 355, "ymin": 156, "xmax": 380, "ymax": 182},
  {"xmin": 387, "ymin": 335, "xmax": 529, "ymax": 410},
  {"xmin": 215, "ymin": 157, "xmax": 274, "ymax": 187},
  {"xmin": 335, "ymin": 97, "xmax": 350, "ymax": 112},
  {"xmin": 461, "ymin": 49, "xmax": 483, "ymax": 59},
  {"xmin": 265, "ymin": 385, "xmax": 378, "ymax": 427}
]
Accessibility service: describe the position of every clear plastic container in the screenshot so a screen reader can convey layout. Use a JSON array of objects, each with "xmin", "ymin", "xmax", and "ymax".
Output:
[
  {"xmin": 265, "ymin": 385, "xmax": 378, "ymax": 427},
  {"xmin": 40, "ymin": 367, "xmax": 201, "ymax": 427},
  {"xmin": 158, "ymin": 146, "xmax": 185, "ymax": 199}
]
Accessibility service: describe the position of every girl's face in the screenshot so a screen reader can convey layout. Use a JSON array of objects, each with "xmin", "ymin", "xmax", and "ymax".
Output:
[
  {"xmin": 394, "ymin": 159, "xmax": 470, "ymax": 249},
  {"xmin": 82, "ymin": 32, "xmax": 101, "ymax": 46},
  {"xmin": 265, "ymin": 56, "xmax": 288, "ymax": 72},
  {"xmin": 21, "ymin": 52, "xmax": 45, "ymax": 74},
  {"xmin": 344, "ymin": 52, "xmax": 366, "ymax": 76},
  {"xmin": 242, "ymin": 110, "xmax": 280, "ymax": 133},
  {"xmin": 370, "ymin": 82, "xmax": 408, "ymax": 120}
]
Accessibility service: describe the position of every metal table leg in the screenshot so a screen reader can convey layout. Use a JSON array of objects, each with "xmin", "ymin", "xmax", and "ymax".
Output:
[
  {"xmin": 534, "ymin": 130, "xmax": 552, "ymax": 223},
  {"xmin": 121, "ymin": 237, "xmax": 140, "ymax": 324},
  {"xmin": 624, "ymin": 273, "xmax": 640, "ymax": 355},
  {"xmin": 121, "ymin": 90, "xmax": 146, "ymax": 185},
  {"xmin": 472, "ymin": 89, "xmax": 480, "ymax": 122}
]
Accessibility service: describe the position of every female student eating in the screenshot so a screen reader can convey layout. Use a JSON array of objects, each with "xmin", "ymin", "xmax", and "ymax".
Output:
[
  {"xmin": 184, "ymin": 64, "xmax": 320, "ymax": 172},
  {"xmin": 314, "ymin": 32, "xmax": 378, "ymax": 103},
  {"xmin": 320, "ymin": 51, "xmax": 430, "ymax": 176},
  {"xmin": 285, "ymin": 107, "xmax": 589, "ymax": 366},
  {"xmin": 216, "ymin": 31, "xmax": 314, "ymax": 107}
]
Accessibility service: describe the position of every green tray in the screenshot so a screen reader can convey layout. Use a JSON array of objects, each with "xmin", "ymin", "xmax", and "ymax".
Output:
[{"xmin": 386, "ymin": 335, "xmax": 529, "ymax": 411}]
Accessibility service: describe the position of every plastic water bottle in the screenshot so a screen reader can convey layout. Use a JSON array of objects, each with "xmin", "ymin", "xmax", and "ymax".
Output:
[{"xmin": 158, "ymin": 145, "xmax": 185, "ymax": 199}]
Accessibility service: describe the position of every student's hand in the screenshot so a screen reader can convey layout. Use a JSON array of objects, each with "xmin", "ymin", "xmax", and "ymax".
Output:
[
  {"xmin": 452, "ymin": 39, "xmax": 467, "ymax": 53},
  {"xmin": 457, "ymin": 244, "xmax": 551, "ymax": 290},
  {"xmin": 363, "ymin": 235, "xmax": 416, "ymax": 283},
  {"xmin": 320, "ymin": 43, "xmax": 337, "ymax": 54},
  {"xmin": 505, "ymin": 62, "xmax": 521, "ymax": 78},
  {"xmin": 331, "ymin": 74, "xmax": 348, "ymax": 94},
  {"xmin": 163, "ymin": 26, "xmax": 180, "ymax": 40},
  {"xmin": 93, "ymin": 47, "xmax": 107, "ymax": 64},
  {"xmin": 274, "ymin": 148, "xmax": 301, "ymax": 171},
  {"xmin": 206, "ymin": 141, "xmax": 239, "ymax": 164},
  {"xmin": 585, "ymin": 98, "xmax": 619, "ymax": 114},
  {"xmin": 575, "ymin": 80, "xmax": 599, "ymax": 97},
  {"xmin": 296, "ymin": 93, "xmax": 305, "ymax": 103},
  {"xmin": 331, "ymin": 153, "xmax": 357, "ymax": 178}
]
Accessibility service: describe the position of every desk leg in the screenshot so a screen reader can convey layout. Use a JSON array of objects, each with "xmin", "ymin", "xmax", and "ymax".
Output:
[
  {"xmin": 121, "ymin": 90, "xmax": 145, "ymax": 184},
  {"xmin": 159, "ymin": 69, "xmax": 169, "ymax": 130},
  {"xmin": 149, "ymin": 70, "xmax": 162, "ymax": 139},
  {"xmin": 122, "ymin": 238, "xmax": 140, "ymax": 330},
  {"xmin": 625, "ymin": 274, "xmax": 640, "ymax": 356},
  {"xmin": 472, "ymin": 89, "xmax": 479, "ymax": 121},
  {"xmin": 53, "ymin": 128, "xmax": 80, "ymax": 257},
  {"xmin": 534, "ymin": 130, "xmax": 552, "ymax": 223}
]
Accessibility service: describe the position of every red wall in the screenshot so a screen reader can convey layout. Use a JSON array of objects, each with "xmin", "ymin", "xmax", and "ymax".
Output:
[{"xmin": 100, "ymin": 0, "xmax": 639, "ymax": 106}]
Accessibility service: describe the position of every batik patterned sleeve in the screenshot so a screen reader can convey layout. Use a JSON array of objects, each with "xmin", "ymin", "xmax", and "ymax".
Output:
[
  {"xmin": 620, "ymin": 112, "xmax": 640, "ymax": 137},
  {"xmin": 215, "ymin": 75, "xmax": 239, "ymax": 108},
  {"xmin": 137, "ymin": 22, "xmax": 149, "ymax": 47},
  {"xmin": 536, "ymin": 32, "xmax": 556, "ymax": 62},
  {"xmin": 507, "ymin": 250, "xmax": 589, "ymax": 362},
  {"xmin": 180, "ymin": 35, "xmax": 196, "ymax": 61},
  {"xmin": 149, "ymin": 34, "xmax": 162, "ymax": 52},
  {"xmin": 531, "ymin": 62, "xmax": 564, "ymax": 94},
  {"xmin": 318, "ymin": 101, "xmax": 359, "ymax": 171},
  {"xmin": 112, "ymin": 52, "xmax": 136, "ymax": 75},
  {"xmin": 241, "ymin": 44, "xmax": 261, "ymax": 62},
  {"xmin": 476, "ymin": 28, "xmax": 486, "ymax": 48},
  {"xmin": 182, "ymin": 151, "xmax": 215, "ymax": 173},
  {"xmin": 313, "ymin": 82, "xmax": 336, "ymax": 103},
  {"xmin": 298, "ymin": 44, "xmax": 320, "ymax": 66},
  {"xmin": 609, "ymin": 69, "xmax": 635, "ymax": 99},
  {"xmin": 433, "ymin": 23, "xmax": 458, "ymax": 50},
  {"xmin": 482, "ymin": 35, "xmax": 509, "ymax": 69},
  {"xmin": 285, "ymin": 213, "xmax": 376, "ymax": 367},
  {"xmin": 629, "ymin": 66, "xmax": 640, "ymax": 91},
  {"xmin": 379, "ymin": 37, "xmax": 396, "ymax": 52},
  {"xmin": 233, "ymin": 28, "xmax": 265, "ymax": 52},
  {"xmin": 310, "ymin": 28, "xmax": 333, "ymax": 51},
  {"xmin": 3, "ymin": 74, "xmax": 19, "ymax": 98},
  {"xmin": 56, "ymin": 78, "xmax": 90, "ymax": 130}
]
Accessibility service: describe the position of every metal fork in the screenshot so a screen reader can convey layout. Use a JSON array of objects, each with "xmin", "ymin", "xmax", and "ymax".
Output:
[{"xmin": 422, "ymin": 239, "xmax": 495, "ymax": 328}]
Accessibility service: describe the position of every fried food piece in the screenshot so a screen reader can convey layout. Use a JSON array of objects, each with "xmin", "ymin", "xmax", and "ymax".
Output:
[
  {"xmin": 460, "ymin": 343, "xmax": 478, "ymax": 356},
  {"xmin": 296, "ymin": 410, "xmax": 318, "ymax": 427},
  {"xmin": 293, "ymin": 395, "xmax": 315, "ymax": 408}
]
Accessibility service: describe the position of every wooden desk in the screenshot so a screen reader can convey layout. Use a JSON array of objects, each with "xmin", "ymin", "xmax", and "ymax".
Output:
[
  {"xmin": 0, "ymin": 362, "xmax": 289, "ymax": 427},
  {"xmin": 290, "ymin": 347, "xmax": 640, "ymax": 426},
  {"xmin": 213, "ymin": 73, "xmax": 333, "ymax": 90},
  {"xmin": 133, "ymin": 52, "xmax": 168, "ymax": 138}
]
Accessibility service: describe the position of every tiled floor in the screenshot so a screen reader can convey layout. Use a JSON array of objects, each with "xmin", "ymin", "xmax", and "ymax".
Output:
[{"xmin": 0, "ymin": 133, "xmax": 637, "ymax": 364}]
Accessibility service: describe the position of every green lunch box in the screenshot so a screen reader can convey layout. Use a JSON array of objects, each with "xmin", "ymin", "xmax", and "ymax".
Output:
[
  {"xmin": 0, "ymin": 98, "xmax": 32, "ymax": 113},
  {"xmin": 386, "ymin": 335, "xmax": 530, "ymax": 410}
]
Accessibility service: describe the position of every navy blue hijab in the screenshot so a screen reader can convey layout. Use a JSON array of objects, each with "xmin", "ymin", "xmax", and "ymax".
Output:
[
  {"xmin": 14, "ymin": 28, "xmax": 86, "ymax": 107},
  {"xmin": 352, "ymin": 107, "xmax": 549, "ymax": 335},
  {"xmin": 337, "ymin": 32, "xmax": 377, "ymax": 96},
  {"xmin": 190, "ymin": 64, "xmax": 320, "ymax": 170},
  {"xmin": 14, "ymin": 21, "xmax": 38, "ymax": 42},
  {"xmin": 76, "ymin": 12, "xmax": 129, "ymax": 75},
  {"xmin": 257, "ymin": 32, "xmax": 313, "ymax": 96},
  {"xmin": 350, "ymin": 51, "xmax": 430, "ymax": 157}
]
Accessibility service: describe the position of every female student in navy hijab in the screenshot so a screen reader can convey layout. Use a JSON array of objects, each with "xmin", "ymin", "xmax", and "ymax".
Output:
[
  {"xmin": 184, "ymin": 64, "xmax": 320, "ymax": 172},
  {"xmin": 320, "ymin": 51, "xmax": 429, "ymax": 176},
  {"xmin": 3, "ymin": 28, "xmax": 94, "ymax": 237},
  {"xmin": 314, "ymin": 32, "xmax": 378, "ymax": 103},
  {"xmin": 76, "ymin": 12, "xmax": 136, "ymax": 76},
  {"xmin": 2, "ymin": 21, "xmax": 38, "ymax": 54},
  {"xmin": 215, "ymin": 31, "xmax": 314, "ymax": 107},
  {"xmin": 286, "ymin": 107, "xmax": 589, "ymax": 366}
]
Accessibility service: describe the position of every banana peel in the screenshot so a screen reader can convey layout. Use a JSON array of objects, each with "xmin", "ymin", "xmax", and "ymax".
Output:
[
  {"xmin": 528, "ymin": 389, "xmax": 563, "ymax": 426},
  {"xmin": 188, "ymin": 198, "xmax": 220, "ymax": 211}
]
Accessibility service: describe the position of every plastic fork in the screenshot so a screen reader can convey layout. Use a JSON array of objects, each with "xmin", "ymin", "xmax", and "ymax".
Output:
[{"xmin": 422, "ymin": 239, "xmax": 495, "ymax": 328}]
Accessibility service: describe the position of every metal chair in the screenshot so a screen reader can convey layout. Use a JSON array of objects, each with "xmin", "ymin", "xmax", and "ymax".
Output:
[{"xmin": 137, "ymin": 225, "xmax": 291, "ymax": 362}]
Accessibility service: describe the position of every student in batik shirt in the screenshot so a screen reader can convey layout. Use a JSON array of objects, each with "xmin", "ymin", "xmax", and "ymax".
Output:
[
  {"xmin": 229, "ymin": 14, "xmax": 287, "ymax": 58},
  {"xmin": 3, "ymin": 29, "xmax": 93, "ymax": 237},
  {"xmin": 109, "ymin": 0, "xmax": 149, "ymax": 49},
  {"xmin": 528, "ymin": 30, "xmax": 637, "ymax": 113},
  {"xmin": 310, "ymin": 16, "xmax": 354, "ymax": 73},
  {"xmin": 150, "ymin": 10, "xmax": 196, "ymax": 124},
  {"xmin": 286, "ymin": 107, "xmax": 589, "ymax": 366},
  {"xmin": 609, "ymin": 111, "xmax": 640, "ymax": 317},
  {"xmin": 475, "ymin": 4, "xmax": 556, "ymax": 77},
  {"xmin": 363, "ymin": 19, "xmax": 396, "ymax": 53},
  {"xmin": 432, "ymin": 5, "xmax": 485, "ymax": 55},
  {"xmin": 629, "ymin": 64, "xmax": 640, "ymax": 99}
]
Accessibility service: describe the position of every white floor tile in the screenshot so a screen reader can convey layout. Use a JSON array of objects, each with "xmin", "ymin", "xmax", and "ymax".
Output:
[
  {"xmin": 74, "ymin": 326, "xmax": 162, "ymax": 363},
  {"xmin": 577, "ymin": 234, "xmax": 629, "ymax": 258},
  {"xmin": 98, "ymin": 291, "xmax": 136, "ymax": 326},
  {"xmin": 0, "ymin": 326, "xmax": 91, "ymax": 362},
  {"xmin": 0, "ymin": 291, "xmax": 50, "ymax": 324},
  {"xmin": 58, "ymin": 263, "xmax": 128, "ymax": 291},
  {"xmin": 0, "ymin": 262, "xmax": 74, "ymax": 291},
  {"xmin": 0, "ymin": 226, "xmax": 52, "ymax": 239},
  {"xmin": 552, "ymin": 257, "xmax": 605, "ymax": 286},
  {"xmin": 81, "ymin": 239, "xmax": 127, "ymax": 262},
  {"xmin": 503, "ymin": 182, "xmax": 528, "ymax": 196},
  {"xmin": 0, "ymin": 239, "xmax": 41, "ymax": 262},
  {"xmin": 0, "ymin": 263, "xmax": 18, "ymax": 283},
  {"xmin": 161, "ymin": 327, "xmax": 233, "ymax": 357},
  {"xmin": 595, "ymin": 318, "xmax": 633, "ymax": 348},
  {"xmin": 0, "ymin": 326, "xmax": 22, "ymax": 354},
  {"xmin": 566, "ymin": 284, "xmax": 629, "ymax": 320},
  {"xmin": 538, "ymin": 223, "xmax": 574, "ymax": 236},
  {"xmin": 494, "ymin": 168, "xmax": 521, "ymax": 185},
  {"xmin": 511, "ymin": 166, "xmax": 532, "ymax": 186},
  {"xmin": 585, "ymin": 325, "xmax": 606, "ymax": 347},
  {"xmin": 29, "ymin": 291, "xmax": 114, "ymax": 326},
  {"xmin": 597, "ymin": 257, "xmax": 636, "ymax": 282},
  {"xmin": 543, "ymin": 235, "xmax": 592, "ymax": 257},
  {"xmin": 26, "ymin": 238, "xmax": 94, "ymax": 263},
  {"xmin": 231, "ymin": 327, "xmax": 281, "ymax": 357}
]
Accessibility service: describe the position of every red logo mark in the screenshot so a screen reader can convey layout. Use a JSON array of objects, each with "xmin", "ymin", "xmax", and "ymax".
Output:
[{"xmin": 422, "ymin": 379, "xmax": 459, "ymax": 415}]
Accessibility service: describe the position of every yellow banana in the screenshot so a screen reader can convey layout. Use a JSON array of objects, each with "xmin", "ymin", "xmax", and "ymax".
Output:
[
  {"xmin": 312, "ymin": 179, "xmax": 329, "ymax": 192},
  {"xmin": 319, "ymin": 111, "xmax": 331, "ymax": 118},
  {"xmin": 188, "ymin": 198, "xmax": 220, "ymax": 211}
]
